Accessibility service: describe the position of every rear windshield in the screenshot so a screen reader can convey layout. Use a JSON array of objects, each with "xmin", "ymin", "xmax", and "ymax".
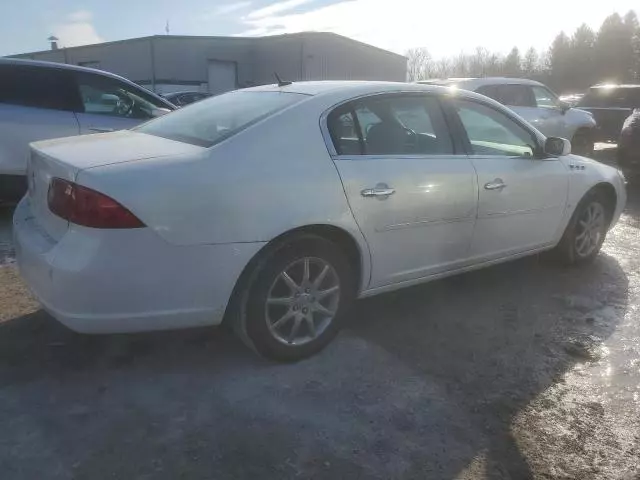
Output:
[
  {"xmin": 578, "ymin": 87, "xmax": 640, "ymax": 108},
  {"xmin": 135, "ymin": 90, "xmax": 306, "ymax": 147}
]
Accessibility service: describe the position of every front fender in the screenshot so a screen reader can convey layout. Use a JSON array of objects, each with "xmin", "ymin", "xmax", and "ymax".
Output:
[{"xmin": 555, "ymin": 155, "xmax": 626, "ymax": 239}]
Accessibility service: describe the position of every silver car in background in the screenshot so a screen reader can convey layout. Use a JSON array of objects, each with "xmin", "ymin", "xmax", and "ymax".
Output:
[{"xmin": 0, "ymin": 58, "xmax": 174, "ymax": 203}]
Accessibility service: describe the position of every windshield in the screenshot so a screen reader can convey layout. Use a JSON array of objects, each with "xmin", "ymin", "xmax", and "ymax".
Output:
[
  {"xmin": 135, "ymin": 90, "xmax": 306, "ymax": 147},
  {"xmin": 578, "ymin": 87, "xmax": 640, "ymax": 108}
]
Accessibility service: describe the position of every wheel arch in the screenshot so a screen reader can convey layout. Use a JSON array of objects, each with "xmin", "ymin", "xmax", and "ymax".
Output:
[
  {"xmin": 588, "ymin": 182, "xmax": 617, "ymax": 224},
  {"xmin": 222, "ymin": 223, "xmax": 369, "ymax": 326}
]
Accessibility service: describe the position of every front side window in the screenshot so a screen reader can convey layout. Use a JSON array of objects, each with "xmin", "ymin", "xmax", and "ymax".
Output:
[
  {"xmin": 495, "ymin": 84, "xmax": 536, "ymax": 107},
  {"xmin": 532, "ymin": 86, "xmax": 559, "ymax": 108},
  {"xmin": 136, "ymin": 90, "xmax": 306, "ymax": 147},
  {"xmin": 453, "ymin": 99, "xmax": 537, "ymax": 157},
  {"xmin": 75, "ymin": 73, "xmax": 167, "ymax": 119},
  {"xmin": 328, "ymin": 95, "xmax": 453, "ymax": 156},
  {"xmin": 0, "ymin": 65, "xmax": 76, "ymax": 111},
  {"xmin": 475, "ymin": 85, "xmax": 500, "ymax": 102}
]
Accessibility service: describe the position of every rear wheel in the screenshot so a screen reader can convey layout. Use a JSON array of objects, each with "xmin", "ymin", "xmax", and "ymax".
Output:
[
  {"xmin": 235, "ymin": 235, "xmax": 356, "ymax": 362},
  {"xmin": 553, "ymin": 192, "xmax": 609, "ymax": 265},
  {"xmin": 572, "ymin": 129, "xmax": 595, "ymax": 157}
]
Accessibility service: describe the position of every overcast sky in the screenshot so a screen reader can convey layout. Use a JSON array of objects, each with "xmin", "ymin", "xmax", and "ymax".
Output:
[{"xmin": 1, "ymin": 0, "xmax": 638, "ymax": 58}]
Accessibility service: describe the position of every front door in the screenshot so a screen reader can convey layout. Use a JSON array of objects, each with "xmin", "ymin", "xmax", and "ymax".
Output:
[
  {"xmin": 71, "ymin": 72, "xmax": 166, "ymax": 134},
  {"xmin": 327, "ymin": 93, "xmax": 478, "ymax": 289},
  {"xmin": 450, "ymin": 97, "xmax": 568, "ymax": 261},
  {"xmin": 530, "ymin": 85, "xmax": 571, "ymax": 138}
]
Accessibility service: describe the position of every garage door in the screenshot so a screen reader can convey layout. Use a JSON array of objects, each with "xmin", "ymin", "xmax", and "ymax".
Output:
[{"xmin": 207, "ymin": 61, "xmax": 237, "ymax": 95}]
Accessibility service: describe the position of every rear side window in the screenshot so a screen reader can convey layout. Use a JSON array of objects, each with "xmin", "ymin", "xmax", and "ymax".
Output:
[
  {"xmin": 495, "ymin": 84, "xmax": 536, "ymax": 107},
  {"xmin": 135, "ymin": 91, "xmax": 305, "ymax": 147},
  {"xmin": 475, "ymin": 85, "xmax": 500, "ymax": 102},
  {"xmin": 0, "ymin": 64, "xmax": 77, "ymax": 111},
  {"xmin": 328, "ymin": 94, "xmax": 453, "ymax": 156}
]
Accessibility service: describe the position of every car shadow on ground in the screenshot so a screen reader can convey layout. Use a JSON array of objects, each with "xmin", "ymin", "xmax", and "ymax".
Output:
[
  {"xmin": 346, "ymin": 252, "xmax": 629, "ymax": 477},
  {"xmin": 0, "ymin": 259, "xmax": 630, "ymax": 478},
  {"xmin": 0, "ymin": 184, "xmax": 636, "ymax": 479}
]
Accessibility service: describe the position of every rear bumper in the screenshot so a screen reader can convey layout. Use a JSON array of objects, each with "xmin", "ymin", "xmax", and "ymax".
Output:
[{"xmin": 13, "ymin": 198, "xmax": 264, "ymax": 333}]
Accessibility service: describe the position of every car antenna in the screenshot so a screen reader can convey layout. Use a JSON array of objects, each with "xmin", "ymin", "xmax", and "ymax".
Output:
[{"xmin": 274, "ymin": 72, "xmax": 293, "ymax": 87}]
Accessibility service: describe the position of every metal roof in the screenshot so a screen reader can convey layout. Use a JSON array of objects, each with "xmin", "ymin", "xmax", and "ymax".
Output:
[{"xmin": 7, "ymin": 32, "xmax": 406, "ymax": 61}]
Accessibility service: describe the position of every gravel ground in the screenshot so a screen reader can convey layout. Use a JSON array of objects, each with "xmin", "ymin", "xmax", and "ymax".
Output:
[{"xmin": 1, "ymin": 155, "xmax": 639, "ymax": 479}]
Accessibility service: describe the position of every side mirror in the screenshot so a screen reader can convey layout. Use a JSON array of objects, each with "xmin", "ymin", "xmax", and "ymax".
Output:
[
  {"xmin": 544, "ymin": 137, "xmax": 571, "ymax": 157},
  {"xmin": 558, "ymin": 101, "xmax": 570, "ymax": 114},
  {"xmin": 151, "ymin": 107, "xmax": 172, "ymax": 117}
]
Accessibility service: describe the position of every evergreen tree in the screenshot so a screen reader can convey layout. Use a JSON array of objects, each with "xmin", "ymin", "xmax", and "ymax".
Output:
[{"xmin": 503, "ymin": 47, "xmax": 522, "ymax": 77}]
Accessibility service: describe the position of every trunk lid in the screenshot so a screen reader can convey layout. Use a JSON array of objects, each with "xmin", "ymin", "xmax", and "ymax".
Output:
[
  {"xmin": 27, "ymin": 148, "xmax": 76, "ymax": 242},
  {"xmin": 27, "ymin": 130, "xmax": 204, "ymax": 241}
]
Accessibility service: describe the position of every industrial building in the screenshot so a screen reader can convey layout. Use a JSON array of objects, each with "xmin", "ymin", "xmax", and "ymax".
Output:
[{"xmin": 10, "ymin": 33, "xmax": 407, "ymax": 95}]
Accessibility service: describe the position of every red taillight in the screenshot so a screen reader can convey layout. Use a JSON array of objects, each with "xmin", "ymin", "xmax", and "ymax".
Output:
[{"xmin": 48, "ymin": 178, "xmax": 145, "ymax": 229}]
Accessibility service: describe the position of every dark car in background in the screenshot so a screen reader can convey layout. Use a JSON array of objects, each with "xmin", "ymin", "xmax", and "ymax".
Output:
[
  {"xmin": 162, "ymin": 91, "xmax": 211, "ymax": 107},
  {"xmin": 577, "ymin": 85, "xmax": 640, "ymax": 142},
  {"xmin": 618, "ymin": 108, "xmax": 640, "ymax": 179}
]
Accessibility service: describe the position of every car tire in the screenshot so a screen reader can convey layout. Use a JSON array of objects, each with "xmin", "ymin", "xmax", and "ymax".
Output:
[
  {"xmin": 552, "ymin": 191, "xmax": 610, "ymax": 265},
  {"xmin": 572, "ymin": 129, "xmax": 595, "ymax": 157},
  {"xmin": 235, "ymin": 234, "xmax": 356, "ymax": 362}
]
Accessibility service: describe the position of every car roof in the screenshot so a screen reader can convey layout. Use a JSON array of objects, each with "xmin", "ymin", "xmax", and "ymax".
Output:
[
  {"xmin": 240, "ymin": 80, "xmax": 531, "ymax": 130},
  {"xmin": 0, "ymin": 57, "xmax": 132, "ymax": 81},
  {"xmin": 417, "ymin": 77, "xmax": 545, "ymax": 88},
  {"xmin": 245, "ymin": 80, "xmax": 458, "ymax": 97},
  {"xmin": 589, "ymin": 84, "xmax": 640, "ymax": 90}
]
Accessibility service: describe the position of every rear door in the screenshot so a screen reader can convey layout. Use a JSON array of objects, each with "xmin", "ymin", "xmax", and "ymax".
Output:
[
  {"xmin": 327, "ymin": 93, "xmax": 478, "ymax": 288},
  {"xmin": 0, "ymin": 64, "xmax": 79, "ymax": 176},
  {"xmin": 71, "ymin": 72, "xmax": 169, "ymax": 134},
  {"xmin": 447, "ymin": 97, "xmax": 568, "ymax": 260}
]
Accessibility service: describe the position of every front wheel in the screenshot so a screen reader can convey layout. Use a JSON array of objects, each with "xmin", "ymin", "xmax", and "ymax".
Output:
[
  {"xmin": 553, "ymin": 192, "xmax": 609, "ymax": 265},
  {"xmin": 236, "ymin": 235, "xmax": 356, "ymax": 362}
]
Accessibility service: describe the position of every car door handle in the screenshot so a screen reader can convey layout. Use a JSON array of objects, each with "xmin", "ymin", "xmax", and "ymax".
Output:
[
  {"xmin": 484, "ymin": 180, "xmax": 507, "ymax": 191},
  {"xmin": 89, "ymin": 127, "xmax": 115, "ymax": 133},
  {"xmin": 361, "ymin": 186, "xmax": 395, "ymax": 198}
]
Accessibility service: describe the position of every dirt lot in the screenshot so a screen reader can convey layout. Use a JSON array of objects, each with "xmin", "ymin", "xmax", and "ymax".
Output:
[{"xmin": 1, "ymin": 155, "xmax": 639, "ymax": 479}]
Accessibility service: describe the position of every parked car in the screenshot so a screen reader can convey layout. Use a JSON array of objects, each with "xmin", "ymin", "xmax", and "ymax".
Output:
[
  {"xmin": 14, "ymin": 81, "xmax": 626, "ymax": 361},
  {"xmin": 0, "ymin": 58, "xmax": 175, "ymax": 204},
  {"xmin": 419, "ymin": 78, "xmax": 597, "ymax": 156},
  {"xmin": 617, "ymin": 108, "xmax": 640, "ymax": 179},
  {"xmin": 162, "ymin": 91, "xmax": 211, "ymax": 107},
  {"xmin": 577, "ymin": 84, "xmax": 640, "ymax": 143}
]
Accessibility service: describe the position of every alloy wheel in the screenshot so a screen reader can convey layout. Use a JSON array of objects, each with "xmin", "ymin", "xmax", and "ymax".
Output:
[
  {"xmin": 575, "ymin": 202, "xmax": 606, "ymax": 258},
  {"xmin": 265, "ymin": 257, "xmax": 341, "ymax": 346}
]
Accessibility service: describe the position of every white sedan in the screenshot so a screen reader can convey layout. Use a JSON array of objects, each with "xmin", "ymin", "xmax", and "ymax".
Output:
[{"xmin": 14, "ymin": 81, "xmax": 627, "ymax": 361}]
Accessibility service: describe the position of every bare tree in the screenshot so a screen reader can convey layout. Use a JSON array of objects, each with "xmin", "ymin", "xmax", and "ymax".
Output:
[{"xmin": 405, "ymin": 47, "xmax": 433, "ymax": 81}]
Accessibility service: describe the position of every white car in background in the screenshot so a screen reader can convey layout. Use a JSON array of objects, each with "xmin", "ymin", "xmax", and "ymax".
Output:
[
  {"xmin": 14, "ymin": 81, "xmax": 626, "ymax": 361},
  {"xmin": 419, "ymin": 78, "xmax": 596, "ymax": 156},
  {"xmin": 0, "ymin": 58, "xmax": 174, "ymax": 203}
]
